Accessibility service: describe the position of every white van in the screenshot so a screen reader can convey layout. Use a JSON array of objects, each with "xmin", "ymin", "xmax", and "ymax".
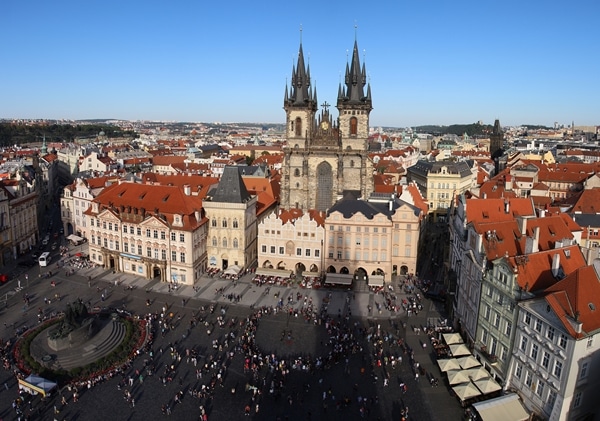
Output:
[{"xmin": 39, "ymin": 252, "xmax": 51, "ymax": 267}]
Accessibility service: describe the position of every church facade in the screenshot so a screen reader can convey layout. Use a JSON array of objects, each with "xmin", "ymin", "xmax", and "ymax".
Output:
[{"xmin": 280, "ymin": 39, "xmax": 375, "ymax": 212}]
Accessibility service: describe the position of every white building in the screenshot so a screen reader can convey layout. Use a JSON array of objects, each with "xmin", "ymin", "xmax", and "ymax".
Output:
[{"xmin": 508, "ymin": 265, "xmax": 600, "ymax": 421}]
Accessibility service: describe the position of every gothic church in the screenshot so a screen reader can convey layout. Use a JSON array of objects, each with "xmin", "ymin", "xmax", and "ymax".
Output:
[{"xmin": 280, "ymin": 39, "xmax": 375, "ymax": 211}]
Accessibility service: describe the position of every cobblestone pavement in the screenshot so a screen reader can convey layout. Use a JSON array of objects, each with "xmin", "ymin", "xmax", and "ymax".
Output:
[{"xmin": 0, "ymin": 249, "xmax": 466, "ymax": 421}]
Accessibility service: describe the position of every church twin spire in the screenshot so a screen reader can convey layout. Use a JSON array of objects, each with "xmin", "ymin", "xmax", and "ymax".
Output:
[
  {"xmin": 284, "ymin": 43, "xmax": 317, "ymax": 111},
  {"xmin": 337, "ymin": 39, "xmax": 372, "ymax": 107}
]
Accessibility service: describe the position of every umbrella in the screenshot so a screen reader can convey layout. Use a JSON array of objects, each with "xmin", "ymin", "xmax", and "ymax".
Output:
[
  {"xmin": 453, "ymin": 381, "xmax": 482, "ymax": 401},
  {"xmin": 457, "ymin": 355, "xmax": 481, "ymax": 370},
  {"xmin": 437, "ymin": 358, "xmax": 461, "ymax": 372},
  {"xmin": 463, "ymin": 367, "xmax": 490, "ymax": 381},
  {"xmin": 446, "ymin": 370, "xmax": 470, "ymax": 385},
  {"xmin": 449, "ymin": 343, "xmax": 471, "ymax": 357},
  {"xmin": 442, "ymin": 333, "xmax": 464, "ymax": 345},
  {"xmin": 473, "ymin": 377, "xmax": 501, "ymax": 394}
]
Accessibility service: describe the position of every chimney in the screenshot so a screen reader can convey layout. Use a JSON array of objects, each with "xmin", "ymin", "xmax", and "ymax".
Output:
[
  {"xmin": 504, "ymin": 200, "xmax": 510, "ymax": 214},
  {"xmin": 505, "ymin": 174, "xmax": 513, "ymax": 191},
  {"xmin": 551, "ymin": 253, "xmax": 561, "ymax": 277},
  {"xmin": 183, "ymin": 184, "xmax": 191, "ymax": 196},
  {"xmin": 389, "ymin": 200, "xmax": 393, "ymax": 212},
  {"xmin": 518, "ymin": 216, "xmax": 528, "ymax": 236},
  {"xmin": 532, "ymin": 226, "xmax": 540, "ymax": 253}
]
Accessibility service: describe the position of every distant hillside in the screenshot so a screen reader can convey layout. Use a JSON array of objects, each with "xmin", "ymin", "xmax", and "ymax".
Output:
[
  {"xmin": 0, "ymin": 123, "xmax": 137, "ymax": 146},
  {"xmin": 415, "ymin": 123, "xmax": 492, "ymax": 137}
]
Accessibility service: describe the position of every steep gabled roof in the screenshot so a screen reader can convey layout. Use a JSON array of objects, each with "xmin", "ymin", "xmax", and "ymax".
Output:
[
  {"xmin": 209, "ymin": 166, "xmax": 252, "ymax": 204},
  {"xmin": 544, "ymin": 265, "xmax": 600, "ymax": 338}
]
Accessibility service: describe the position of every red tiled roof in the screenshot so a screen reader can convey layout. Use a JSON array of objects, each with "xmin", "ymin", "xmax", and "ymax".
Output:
[
  {"xmin": 544, "ymin": 265, "xmax": 600, "ymax": 338},
  {"xmin": 571, "ymin": 188, "xmax": 600, "ymax": 214},
  {"xmin": 466, "ymin": 198, "xmax": 535, "ymax": 224}
]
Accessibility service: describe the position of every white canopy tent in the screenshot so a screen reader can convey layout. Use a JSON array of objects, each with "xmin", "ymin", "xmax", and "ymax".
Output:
[
  {"xmin": 324, "ymin": 273, "xmax": 353, "ymax": 286},
  {"xmin": 437, "ymin": 358, "xmax": 461, "ymax": 372},
  {"xmin": 473, "ymin": 377, "xmax": 502, "ymax": 394},
  {"xmin": 449, "ymin": 343, "xmax": 471, "ymax": 357},
  {"xmin": 456, "ymin": 355, "xmax": 481, "ymax": 370},
  {"xmin": 447, "ymin": 370, "xmax": 470, "ymax": 385},
  {"xmin": 442, "ymin": 333, "xmax": 464, "ymax": 345},
  {"xmin": 255, "ymin": 268, "xmax": 293, "ymax": 278},
  {"xmin": 472, "ymin": 393, "xmax": 530, "ymax": 421},
  {"xmin": 452, "ymin": 382, "xmax": 482, "ymax": 401},
  {"xmin": 368, "ymin": 274, "xmax": 384, "ymax": 286},
  {"xmin": 223, "ymin": 265, "xmax": 242, "ymax": 275}
]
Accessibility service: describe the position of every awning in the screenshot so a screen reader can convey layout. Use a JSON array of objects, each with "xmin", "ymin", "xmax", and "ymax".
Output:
[
  {"xmin": 368, "ymin": 274, "xmax": 384, "ymax": 286},
  {"xmin": 449, "ymin": 343, "xmax": 471, "ymax": 357},
  {"xmin": 452, "ymin": 381, "xmax": 482, "ymax": 401},
  {"xmin": 67, "ymin": 234, "xmax": 84, "ymax": 243},
  {"xmin": 300, "ymin": 271, "xmax": 320, "ymax": 278},
  {"xmin": 325, "ymin": 273, "xmax": 353, "ymax": 285},
  {"xmin": 472, "ymin": 393, "xmax": 530, "ymax": 421},
  {"xmin": 18, "ymin": 375, "xmax": 57, "ymax": 397},
  {"xmin": 224, "ymin": 264, "xmax": 243, "ymax": 275},
  {"xmin": 255, "ymin": 268, "xmax": 293, "ymax": 278},
  {"xmin": 443, "ymin": 333, "xmax": 464, "ymax": 345}
]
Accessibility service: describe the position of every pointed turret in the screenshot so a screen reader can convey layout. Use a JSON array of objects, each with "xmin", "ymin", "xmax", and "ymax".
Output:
[
  {"xmin": 284, "ymin": 43, "xmax": 316, "ymax": 109},
  {"xmin": 490, "ymin": 119, "xmax": 504, "ymax": 160}
]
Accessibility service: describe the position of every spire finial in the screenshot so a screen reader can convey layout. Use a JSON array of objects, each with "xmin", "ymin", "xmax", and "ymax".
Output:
[
  {"xmin": 354, "ymin": 22, "xmax": 358, "ymax": 41},
  {"xmin": 300, "ymin": 24, "xmax": 303, "ymax": 44}
]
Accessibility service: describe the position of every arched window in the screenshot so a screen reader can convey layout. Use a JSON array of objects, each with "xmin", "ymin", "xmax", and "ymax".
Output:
[
  {"xmin": 211, "ymin": 218, "xmax": 217, "ymax": 227},
  {"xmin": 222, "ymin": 237, "xmax": 228, "ymax": 247},
  {"xmin": 294, "ymin": 168, "xmax": 300, "ymax": 177},
  {"xmin": 212, "ymin": 237, "xmax": 217, "ymax": 247},
  {"xmin": 233, "ymin": 238, "xmax": 239, "ymax": 248},
  {"xmin": 350, "ymin": 117, "xmax": 358, "ymax": 135},
  {"xmin": 233, "ymin": 219, "xmax": 238, "ymax": 228},
  {"xmin": 222, "ymin": 219, "xmax": 227, "ymax": 228},
  {"xmin": 295, "ymin": 117, "xmax": 302, "ymax": 136}
]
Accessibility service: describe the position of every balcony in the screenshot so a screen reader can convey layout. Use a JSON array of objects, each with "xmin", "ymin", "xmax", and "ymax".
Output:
[{"xmin": 479, "ymin": 345, "xmax": 498, "ymax": 363}]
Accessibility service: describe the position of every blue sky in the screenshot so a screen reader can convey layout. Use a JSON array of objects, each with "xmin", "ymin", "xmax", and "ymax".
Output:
[{"xmin": 2, "ymin": 0, "xmax": 598, "ymax": 128}]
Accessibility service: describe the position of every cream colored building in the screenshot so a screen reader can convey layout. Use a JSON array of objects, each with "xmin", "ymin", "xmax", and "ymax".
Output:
[
  {"xmin": 407, "ymin": 159, "xmax": 477, "ymax": 222},
  {"xmin": 257, "ymin": 209, "xmax": 325, "ymax": 275},
  {"xmin": 324, "ymin": 194, "xmax": 422, "ymax": 286},
  {"xmin": 203, "ymin": 166, "xmax": 258, "ymax": 271},
  {"xmin": 86, "ymin": 181, "xmax": 207, "ymax": 284}
]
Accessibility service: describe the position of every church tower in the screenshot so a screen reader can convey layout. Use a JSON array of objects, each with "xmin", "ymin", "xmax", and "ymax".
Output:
[
  {"xmin": 337, "ymin": 40, "xmax": 373, "ymax": 151},
  {"xmin": 489, "ymin": 119, "xmax": 504, "ymax": 159},
  {"xmin": 281, "ymin": 36, "xmax": 374, "ymax": 212}
]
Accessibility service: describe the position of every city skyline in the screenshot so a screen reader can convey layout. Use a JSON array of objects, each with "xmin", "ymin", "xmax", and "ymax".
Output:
[{"xmin": 2, "ymin": 0, "xmax": 599, "ymax": 128}]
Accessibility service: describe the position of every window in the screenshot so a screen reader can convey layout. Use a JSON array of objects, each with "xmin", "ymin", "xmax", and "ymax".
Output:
[
  {"xmin": 305, "ymin": 249, "xmax": 311, "ymax": 257},
  {"xmin": 494, "ymin": 312, "xmax": 501, "ymax": 328},
  {"xmin": 211, "ymin": 218, "xmax": 217, "ymax": 227},
  {"xmin": 222, "ymin": 238, "xmax": 227, "ymax": 247},
  {"xmin": 520, "ymin": 336, "xmax": 528, "ymax": 352},
  {"xmin": 233, "ymin": 219, "xmax": 239, "ymax": 228},
  {"xmin": 222, "ymin": 219, "xmax": 227, "ymax": 228},
  {"xmin": 525, "ymin": 312, "xmax": 531, "ymax": 325},
  {"xmin": 579, "ymin": 361, "xmax": 589, "ymax": 379},
  {"xmin": 124, "ymin": 243, "xmax": 129, "ymax": 253},
  {"xmin": 573, "ymin": 391, "xmax": 582, "ymax": 408},
  {"xmin": 261, "ymin": 245, "xmax": 267, "ymax": 253},
  {"xmin": 535, "ymin": 319, "xmax": 542, "ymax": 332},
  {"xmin": 587, "ymin": 335, "xmax": 594, "ymax": 348},
  {"xmin": 233, "ymin": 238, "xmax": 239, "ymax": 248},
  {"xmin": 130, "ymin": 226, "xmax": 134, "ymax": 234},
  {"xmin": 535, "ymin": 380, "xmax": 544, "ymax": 397},
  {"xmin": 531, "ymin": 343, "xmax": 538, "ymax": 360},
  {"xmin": 103, "ymin": 221, "xmax": 107, "ymax": 229},
  {"xmin": 505, "ymin": 321, "xmax": 512, "ymax": 337},
  {"xmin": 500, "ymin": 346, "xmax": 508, "ymax": 361},
  {"xmin": 172, "ymin": 251, "xmax": 177, "ymax": 261},
  {"xmin": 296, "ymin": 248, "xmax": 302, "ymax": 256},
  {"xmin": 171, "ymin": 232, "xmax": 176, "ymax": 241},
  {"xmin": 212, "ymin": 237, "xmax": 217, "ymax": 247},
  {"xmin": 314, "ymin": 249, "xmax": 320, "ymax": 258},
  {"xmin": 137, "ymin": 227, "xmax": 141, "ymax": 236},
  {"xmin": 546, "ymin": 326, "xmax": 555, "ymax": 341},
  {"xmin": 147, "ymin": 247, "xmax": 151, "ymax": 258},
  {"xmin": 553, "ymin": 361, "xmax": 562, "ymax": 379},
  {"xmin": 123, "ymin": 225, "xmax": 127, "ymax": 233},
  {"xmin": 515, "ymin": 363, "xmax": 522, "ymax": 379},
  {"xmin": 542, "ymin": 351, "xmax": 550, "ymax": 369},
  {"xmin": 146, "ymin": 229, "xmax": 151, "ymax": 238},
  {"xmin": 103, "ymin": 238, "xmax": 108, "ymax": 248},
  {"xmin": 559, "ymin": 334, "xmax": 567, "ymax": 349},
  {"xmin": 481, "ymin": 329, "xmax": 488, "ymax": 344},
  {"xmin": 161, "ymin": 250, "xmax": 166, "ymax": 260},
  {"xmin": 137, "ymin": 245, "xmax": 142, "ymax": 255},
  {"xmin": 270, "ymin": 246, "xmax": 276, "ymax": 254},
  {"xmin": 337, "ymin": 251, "xmax": 342, "ymax": 259},
  {"xmin": 161, "ymin": 231, "xmax": 166, "ymax": 240},
  {"xmin": 179, "ymin": 233, "xmax": 185, "ymax": 242},
  {"xmin": 484, "ymin": 304, "xmax": 491, "ymax": 320},
  {"xmin": 548, "ymin": 390, "xmax": 557, "ymax": 409},
  {"xmin": 180, "ymin": 252, "xmax": 185, "ymax": 263},
  {"xmin": 525, "ymin": 371, "xmax": 533, "ymax": 388},
  {"xmin": 154, "ymin": 249, "xmax": 159, "ymax": 259}
]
